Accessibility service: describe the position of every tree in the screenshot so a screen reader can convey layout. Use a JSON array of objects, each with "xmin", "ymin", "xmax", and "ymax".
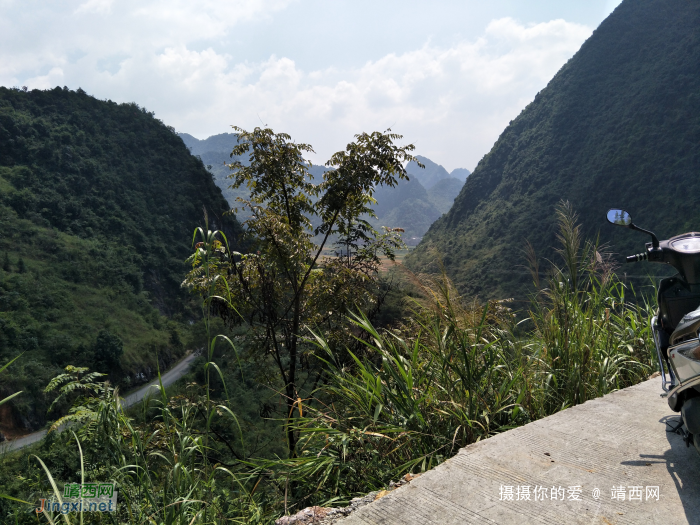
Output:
[
  {"xmin": 185, "ymin": 127, "xmax": 421, "ymax": 456},
  {"xmin": 92, "ymin": 330, "xmax": 123, "ymax": 374},
  {"xmin": 17, "ymin": 257, "xmax": 26, "ymax": 273},
  {"xmin": 2, "ymin": 252, "xmax": 10, "ymax": 272}
]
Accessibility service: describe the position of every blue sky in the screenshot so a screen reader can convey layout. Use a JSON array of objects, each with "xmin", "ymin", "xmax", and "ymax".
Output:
[{"xmin": 0, "ymin": 0, "xmax": 623, "ymax": 170}]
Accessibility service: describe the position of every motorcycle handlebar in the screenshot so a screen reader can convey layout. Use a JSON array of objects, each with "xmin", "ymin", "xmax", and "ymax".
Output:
[{"xmin": 626, "ymin": 252, "xmax": 648, "ymax": 263}]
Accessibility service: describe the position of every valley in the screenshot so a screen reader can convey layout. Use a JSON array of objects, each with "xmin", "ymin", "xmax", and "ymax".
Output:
[{"xmin": 0, "ymin": 0, "xmax": 698, "ymax": 523}]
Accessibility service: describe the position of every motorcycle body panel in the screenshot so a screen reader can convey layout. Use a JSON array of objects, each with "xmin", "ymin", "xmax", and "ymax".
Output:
[
  {"xmin": 658, "ymin": 275, "xmax": 700, "ymax": 331},
  {"xmin": 668, "ymin": 340, "xmax": 700, "ymax": 384},
  {"xmin": 681, "ymin": 397, "xmax": 700, "ymax": 435},
  {"xmin": 669, "ymin": 308, "xmax": 700, "ymax": 345}
]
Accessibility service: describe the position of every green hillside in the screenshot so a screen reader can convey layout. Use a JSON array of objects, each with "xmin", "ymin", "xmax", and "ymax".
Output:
[
  {"xmin": 407, "ymin": 0, "xmax": 700, "ymax": 300},
  {"xmin": 427, "ymin": 177, "xmax": 464, "ymax": 214},
  {"xmin": 0, "ymin": 87, "xmax": 239, "ymax": 432},
  {"xmin": 406, "ymin": 155, "xmax": 450, "ymax": 188},
  {"xmin": 179, "ymin": 133, "xmax": 469, "ymax": 243}
]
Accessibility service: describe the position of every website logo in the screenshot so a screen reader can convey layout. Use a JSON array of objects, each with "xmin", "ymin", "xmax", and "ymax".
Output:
[{"xmin": 35, "ymin": 483, "xmax": 118, "ymax": 515}]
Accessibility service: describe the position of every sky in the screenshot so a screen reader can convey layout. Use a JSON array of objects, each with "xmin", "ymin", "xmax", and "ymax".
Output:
[{"xmin": 0, "ymin": 0, "xmax": 623, "ymax": 171}]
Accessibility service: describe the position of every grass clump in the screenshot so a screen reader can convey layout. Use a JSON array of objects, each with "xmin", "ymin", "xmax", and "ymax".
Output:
[
  {"xmin": 261, "ymin": 202, "xmax": 655, "ymax": 509},
  {"xmin": 0, "ymin": 203, "xmax": 656, "ymax": 523}
]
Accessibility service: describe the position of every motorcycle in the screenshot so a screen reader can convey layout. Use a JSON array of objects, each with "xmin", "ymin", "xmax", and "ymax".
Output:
[{"xmin": 607, "ymin": 208, "xmax": 700, "ymax": 454}]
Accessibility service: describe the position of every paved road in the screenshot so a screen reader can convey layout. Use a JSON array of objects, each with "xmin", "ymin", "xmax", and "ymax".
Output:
[
  {"xmin": 331, "ymin": 379, "xmax": 700, "ymax": 525},
  {"xmin": 1, "ymin": 353, "xmax": 198, "ymax": 453}
]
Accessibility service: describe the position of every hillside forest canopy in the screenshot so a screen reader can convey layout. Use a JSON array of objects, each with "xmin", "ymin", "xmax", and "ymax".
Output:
[
  {"xmin": 0, "ymin": 85, "xmax": 239, "ymax": 433},
  {"xmin": 407, "ymin": 0, "xmax": 700, "ymax": 301}
]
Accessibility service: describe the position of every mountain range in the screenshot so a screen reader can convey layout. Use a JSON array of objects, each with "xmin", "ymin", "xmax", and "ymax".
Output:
[
  {"xmin": 406, "ymin": 0, "xmax": 700, "ymax": 300},
  {"xmin": 179, "ymin": 133, "xmax": 470, "ymax": 242}
]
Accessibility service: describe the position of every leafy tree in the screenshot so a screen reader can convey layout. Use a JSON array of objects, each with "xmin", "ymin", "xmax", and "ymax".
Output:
[
  {"xmin": 2, "ymin": 252, "xmax": 10, "ymax": 272},
  {"xmin": 91, "ymin": 330, "xmax": 124, "ymax": 374},
  {"xmin": 185, "ymin": 127, "xmax": 420, "ymax": 455},
  {"xmin": 44, "ymin": 365, "xmax": 108, "ymax": 434}
]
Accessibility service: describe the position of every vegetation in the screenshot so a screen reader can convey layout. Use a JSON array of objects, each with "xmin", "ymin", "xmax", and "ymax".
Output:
[
  {"xmin": 179, "ymin": 133, "xmax": 469, "ymax": 242},
  {"xmin": 2, "ymin": 16, "xmax": 683, "ymax": 512},
  {"xmin": 0, "ymin": 201, "xmax": 656, "ymax": 524},
  {"xmin": 0, "ymin": 355, "xmax": 22, "ymax": 408},
  {"xmin": 407, "ymin": 0, "xmax": 700, "ymax": 299},
  {"xmin": 184, "ymin": 127, "xmax": 420, "ymax": 456},
  {"xmin": 0, "ymin": 86, "xmax": 240, "ymax": 432}
]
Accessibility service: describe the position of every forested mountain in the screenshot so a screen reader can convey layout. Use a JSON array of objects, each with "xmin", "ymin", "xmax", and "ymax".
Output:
[
  {"xmin": 406, "ymin": 155, "xmax": 469, "ymax": 188},
  {"xmin": 180, "ymin": 132, "xmax": 470, "ymax": 242},
  {"xmin": 370, "ymin": 157, "xmax": 468, "ymax": 242},
  {"xmin": 450, "ymin": 168, "xmax": 471, "ymax": 182},
  {"xmin": 407, "ymin": 0, "xmax": 700, "ymax": 300},
  {"xmin": 0, "ymin": 87, "xmax": 239, "ymax": 432},
  {"xmin": 179, "ymin": 132, "xmax": 238, "ymax": 157}
]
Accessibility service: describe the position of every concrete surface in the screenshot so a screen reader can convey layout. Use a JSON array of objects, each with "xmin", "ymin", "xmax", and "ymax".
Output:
[
  {"xmin": 333, "ymin": 379, "xmax": 700, "ymax": 525},
  {"xmin": 1, "ymin": 352, "xmax": 198, "ymax": 453}
]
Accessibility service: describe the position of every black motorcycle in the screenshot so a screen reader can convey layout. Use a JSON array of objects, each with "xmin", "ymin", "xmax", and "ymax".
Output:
[{"xmin": 607, "ymin": 209, "xmax": 700, "ymax": 454}]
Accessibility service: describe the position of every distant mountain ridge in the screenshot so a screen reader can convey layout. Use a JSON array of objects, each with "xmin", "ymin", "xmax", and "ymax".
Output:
[
  {"xmin": 179, "ymin": 132, "xmax": 471, "ymax": 242},
  {"xmin": 179, "ymin": 132, "xmax": 238, "ymax": 157},
  {"xmin": 407, "ymin": 155, "xmax": 470, "ymax": 189},
  {"xmin": 406, "ymin": 0, "xmax": 700, "ymax": 300}
]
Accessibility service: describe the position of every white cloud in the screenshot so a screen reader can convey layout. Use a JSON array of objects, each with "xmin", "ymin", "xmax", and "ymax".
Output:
[
  {"xmin": 75, "ymin": 0, "xmax": 114, "ymax": 15},
  {"xmin": 23, "ymin": 67, "xmax": 65, "ymax": 90},
  {"xmin": 1, "ymin": 1, "xmax": 591, "ymax": 171},
  {"xmin": 147, "ymin": 17, "xmax": 591, "ymax": 170}
]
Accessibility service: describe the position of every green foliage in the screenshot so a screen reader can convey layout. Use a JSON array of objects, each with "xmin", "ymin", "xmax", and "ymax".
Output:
[
  {"xmin": 0, "ymin": 203, "xmax": 656, "ymax": 523},
  {"xmin": 407, "ymin": 0, "xmax": 700, "ymax": 299},
  {"xmin": 523, "ymin": 202, "xmax": 655, "ymax": 414},
  {"xmin": 0, "ymin": 86, "xmax": 239, "ymax": 311},
  {"xmin": 2, "ymin": 371, "xmax": 275, "ymax": 524},
  {"xmin": 185, "ymin": 127, "xmax": 419, "ymax": 457},
  {"xmin": 44, "ymin": 366, "xmax": 108, "ymax": 434},
  {"xmin": 91, "ymin": 330, "xmax": 123, "ymax": 374},
  {"xmin": 261, "ymin": 205, "xmax": 654, "ymax": 507},
  {"xmin": 0, "ymin": 86, "xmax": 241, "ymax": 431},
  {"xmin": 0, "ymin": 354, "xmax": 22, "ymax": 407}
]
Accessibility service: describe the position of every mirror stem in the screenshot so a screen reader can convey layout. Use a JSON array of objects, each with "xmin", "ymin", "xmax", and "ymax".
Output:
[{"xmin": 629, "ymin": 224, "xmax": 660, "ymax": 248}]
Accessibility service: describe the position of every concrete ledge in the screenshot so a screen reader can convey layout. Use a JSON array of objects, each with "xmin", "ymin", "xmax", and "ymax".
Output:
[{"xmin": 332, "ymin": 379, "xmax": 700, "ymax": 525}]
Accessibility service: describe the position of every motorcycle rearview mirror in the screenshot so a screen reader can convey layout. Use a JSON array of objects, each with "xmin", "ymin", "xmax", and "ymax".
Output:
[
  {"xmin": 606, "ymin": 208, "xmax": 659, "ymax": 248},
  {"xmin": 606, "ymin": 209, "xmax": 632, "ymax": 227}
]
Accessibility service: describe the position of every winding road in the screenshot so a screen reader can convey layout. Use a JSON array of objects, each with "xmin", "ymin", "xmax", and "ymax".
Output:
[{"xmin": 1, "ymin": 353, "xmax": 198, "ymax": 453}]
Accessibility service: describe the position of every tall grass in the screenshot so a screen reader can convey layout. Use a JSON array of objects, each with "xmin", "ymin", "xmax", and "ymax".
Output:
[
  {"xmin": 1, "ymin": 203, "xmax": 656, "ymax": 523},
  {"xmin": 524, "ymin": 202, "xmax": 655, "ymax": 416},
  {"xmin": 262, "ymin": 202, "xmax": 656, "ymax": 510}
]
